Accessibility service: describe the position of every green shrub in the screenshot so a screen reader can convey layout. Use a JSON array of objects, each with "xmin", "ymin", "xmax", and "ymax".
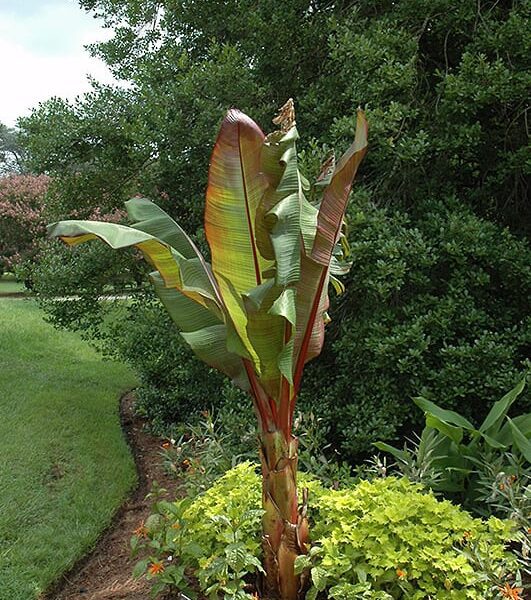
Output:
[
  {"xmin": 132, "ymin": 464, "xmax": 519, "ymax": 599},
  {"xmin": 300, "ymin": 197, "xmax": 531, "ymax": 458},
  {"xmin": 107, "ymin": 295, "xmax": 232, "ymax": 430},
  {"xmin": 22, "ymin": 0, "xmax": 530, "ymax": 457}
]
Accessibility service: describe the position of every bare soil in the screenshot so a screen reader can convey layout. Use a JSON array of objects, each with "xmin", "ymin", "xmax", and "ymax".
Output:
[{"xmin": 43, "ymin": 392, "xmax": 178, "ymax": 600}]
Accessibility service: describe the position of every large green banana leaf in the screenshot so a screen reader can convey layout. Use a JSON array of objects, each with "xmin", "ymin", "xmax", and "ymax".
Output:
[{"xmin": 48, "ymin": 104, "xmax": 368, "ymax": 420}]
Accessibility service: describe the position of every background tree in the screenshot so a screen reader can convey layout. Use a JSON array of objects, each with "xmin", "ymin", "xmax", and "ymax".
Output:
[
  {"xmin": 19, "ymin": 0, "xmax": 530, "ymax": 457},
  {"xmin": 0, "ymin": 123, "xmax": 27, "ymax": 175}
]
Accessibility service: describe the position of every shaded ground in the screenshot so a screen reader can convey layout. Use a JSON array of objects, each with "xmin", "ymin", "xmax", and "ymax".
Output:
[{"xmin": 43, "ymin": 393, "xmax": 178, "ymax": 600}]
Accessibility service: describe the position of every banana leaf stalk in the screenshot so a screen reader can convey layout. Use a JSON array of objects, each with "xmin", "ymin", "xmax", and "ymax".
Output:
[{"xmin": 48, "ymin": 100, "xmax": 367, "ymax": 599}]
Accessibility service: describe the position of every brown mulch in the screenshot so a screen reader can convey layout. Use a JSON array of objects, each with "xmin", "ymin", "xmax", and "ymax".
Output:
[{"xmin": 43, "ymin": 392, "xmax": 179, "ymax": 600}]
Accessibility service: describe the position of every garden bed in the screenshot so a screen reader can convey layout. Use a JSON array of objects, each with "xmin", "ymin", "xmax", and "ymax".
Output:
[{"xmin": 44, "ymin": 393, "xmax": 178, "ymax": 600}]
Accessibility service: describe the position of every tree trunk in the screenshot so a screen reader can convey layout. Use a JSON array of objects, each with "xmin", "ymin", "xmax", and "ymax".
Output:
[{"xmin": 259, "ymin": 430, "xmax": 309, "ymax": 599}]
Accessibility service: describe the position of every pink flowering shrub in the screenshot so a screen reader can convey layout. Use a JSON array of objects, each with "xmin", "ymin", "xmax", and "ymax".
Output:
[
  {"xmin": 0, "ymin": 174, "xmax": 128, "ymax": 276},
  {"xmin": 0, "ymin": 174, "xmax": 50, "ymax": 273}
]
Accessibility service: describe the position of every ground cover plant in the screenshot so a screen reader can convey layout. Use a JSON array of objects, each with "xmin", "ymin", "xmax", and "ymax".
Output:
[
  {"xmin": 0, "ymin": 297, "xmax": 137, "ymax": 599},
  {"xmin": 131, "ymin": 463, "xmax": 521, "ymax": 599},
  {"xmin": 48, "ymin": 101, "xmax": 367, "ymax": 598}
]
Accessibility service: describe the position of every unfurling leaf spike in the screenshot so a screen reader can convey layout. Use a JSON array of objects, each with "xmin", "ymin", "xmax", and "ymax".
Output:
[{"xmin": 273, "ymin": 98, "xmax": 296, "ymax": 133}]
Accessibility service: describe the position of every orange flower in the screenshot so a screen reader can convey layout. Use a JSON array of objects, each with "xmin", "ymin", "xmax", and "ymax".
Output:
[
  {"xmin": 148, "ymin": 561, "xmax": 165, "ymax": 575},
  {"xmin": 396, "ymin": 568, "xmax": 407, "ymax": 579},
  {"xmin": 463, "ymin": 530, "xmax": 472, "ymax": 541},
  {"xmin": 171, "ymin": 521, "xmax": 181, "ymax": 530},
  {"xmin": 161, "ymin": 441, "xmax": 171, "ymax": 449},
  {"xmin": 133, "ymin": 521, "xmax": 148, "ymax": 538},
  {"xmin": 499, "ymin": 582, "xmax": 523, "ymax": 600}
]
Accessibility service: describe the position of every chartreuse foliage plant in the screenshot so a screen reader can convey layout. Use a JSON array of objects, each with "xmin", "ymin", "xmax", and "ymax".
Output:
[
  {"xmin": 132, "ymin": 463, "xmax": 518, "ymax": 599},
  {"xmin": 48, "ymin": 101, "xmax": 368, "ymax": 599}
]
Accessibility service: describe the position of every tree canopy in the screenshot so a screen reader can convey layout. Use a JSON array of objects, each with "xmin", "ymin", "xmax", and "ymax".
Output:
[
  {"xmin": 18, "ymin": 0, "xmax": 531, "ymax": 455},
  {"xmin": 0, "ymin": 123, "xmax": 27, "ymax": 175}
]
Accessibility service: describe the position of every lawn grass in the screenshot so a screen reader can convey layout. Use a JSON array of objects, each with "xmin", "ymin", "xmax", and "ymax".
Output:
[
  {"xmin": 0, "ymin": 274, "xmax": 26, "ymax": 295},
  {"xmin": 0, "ymin": 298, "xmax": 137, "ymax": 599}
]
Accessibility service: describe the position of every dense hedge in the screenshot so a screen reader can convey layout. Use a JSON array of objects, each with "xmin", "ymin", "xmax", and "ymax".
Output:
[{"xmin": 300, "ymin": 196, "xmax": 531, "ymax": 457}]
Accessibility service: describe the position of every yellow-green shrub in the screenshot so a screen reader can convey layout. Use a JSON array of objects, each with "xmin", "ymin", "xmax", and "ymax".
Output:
[
  {"xmin": 303, "ymin": 477, "xmax": 516, "ymax": 599},
  {"xmin": 133, "ymin": 465, "xmax": 517, "ymax": 598}
]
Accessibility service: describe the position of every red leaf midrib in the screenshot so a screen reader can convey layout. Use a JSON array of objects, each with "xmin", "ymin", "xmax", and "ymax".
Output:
[{"xmin": 238, "ymin": 122, "xmax": 262, "ymax": 286}]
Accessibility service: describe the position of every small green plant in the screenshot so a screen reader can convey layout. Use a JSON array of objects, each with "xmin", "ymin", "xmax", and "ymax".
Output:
[
  {"xmin": 160, "ymin": 410, "xmax": 255, "ymax": 494},
  {"xmin": 132, "ymin": 464, "xmax": 520, "ymax": 599},
  {"xmin": 461, "ymin": 539, "xmax": 528, "ymax": 600},
  {"xmin": 293, "ymin": 411, "xmax": 354, "ymax": 488},
  {"xmin": 131, "ymin": 496, "xmax": 202, "ymax": 598},
  {"xmin": 375, "ymin": 372, "xmax": 531, "ymax": 513},
  {"xmin": 374, "ymin": 374, "xmax": 531, "ymax": 596},
  {"xmin": 132, "ymin": 463, "xmax": 264, "ymax": 598}
]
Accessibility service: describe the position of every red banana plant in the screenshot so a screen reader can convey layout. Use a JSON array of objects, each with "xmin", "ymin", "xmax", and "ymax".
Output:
[{"xmin": 48, "ymin": 100, "xmax": 367, "ymax": 599}]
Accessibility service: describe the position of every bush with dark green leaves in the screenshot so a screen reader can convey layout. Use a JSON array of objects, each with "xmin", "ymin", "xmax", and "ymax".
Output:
[
  {"xmin": 107, "ymin": 296, "xmax": 235, "ymax": 430},
  {"xmin": 20, "ymin": 0, "xmax": 531, "ymax": 457},
  {"xmin": 300, "ymin": 196, "xmax": 530, "ymax": 457}
]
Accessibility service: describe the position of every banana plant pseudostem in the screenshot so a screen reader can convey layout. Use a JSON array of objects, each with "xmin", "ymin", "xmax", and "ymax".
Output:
[{"xmin": 48, "ymin": 100, "xmax": 368, "ymax": 600}]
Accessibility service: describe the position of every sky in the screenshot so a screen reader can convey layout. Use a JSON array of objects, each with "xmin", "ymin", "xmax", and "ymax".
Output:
[{"xmin": 0, "ymin": 0, "xmax": 116, "ymax": 126}]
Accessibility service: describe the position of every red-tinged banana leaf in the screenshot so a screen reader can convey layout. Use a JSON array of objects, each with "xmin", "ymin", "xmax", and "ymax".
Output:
[
  {"xmin": 216, "ymin": 271, "xmax": 261, "ymax": 370},
  {"xmin": 46, "ymin": 220, "xmax": 217, "ymax": 312},
  {"xmin": 126, "ymin": 197, "xmax": 200, "ymax": 259},
  {"xmin": 256, "ymin": 126, "xmax": 302, "ymax": 287},
  {"xmin": 292, "ymin": 111, "xmax": 367, "ymax": 389},
  {"xmin": 126, "ymin": 197, "xmax": 223, "ymax": 306},
  {"xmin": 150, "ymin": 272, "xmax": 249, "ymax": 391},
  {"xmin": 243, "ymin": 283, "xmax": 297, "ymax": 399},
  {"xmin": 242, "ymin": 125, "xmax": 305, "ymax": 396},
  {"xmin": 311, "ymin": 109, "xmax": 368, "ymax": 266},
  {"xmin": 149, "ymin": 271, "xmax": 221, "ymax": 333},
  {"xmin": 300, "ymin": 196, "xmax": 318, "ymax": 257},
  {"xmin": 205, "ymin": 109, "xmax": 271, "ymax": 294},
  {"xmin": 293, "ymin": 255, "xmax": 330, "ymax": 385},
  {"xmin": 205, "ymin": 110, "xmax": 300, "ymax": 396}
]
